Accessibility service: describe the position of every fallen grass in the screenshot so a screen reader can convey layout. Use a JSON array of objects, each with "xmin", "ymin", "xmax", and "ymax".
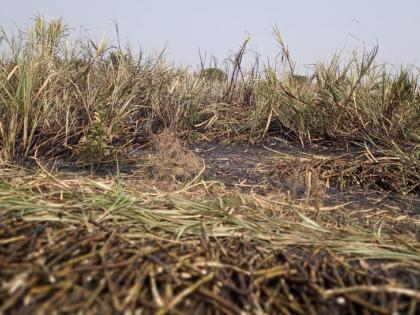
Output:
[
  {"xmin": 0, "ymin": 164, "xmax": 419, "ymax": 313},
  {"xmin": 272, "ymin": 145, "xmax": 419, "ymax": 195}
]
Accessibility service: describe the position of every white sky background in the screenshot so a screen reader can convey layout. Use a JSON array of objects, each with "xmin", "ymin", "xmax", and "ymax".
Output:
[{"xmin": 1, "ymin": 0, "xmax": 419, "ymax": 73}]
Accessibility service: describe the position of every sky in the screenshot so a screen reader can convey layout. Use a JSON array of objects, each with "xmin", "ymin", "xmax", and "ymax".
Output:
[{"xmin": 1, "ymin": 0, "xmax": 419, "ymax": 72}]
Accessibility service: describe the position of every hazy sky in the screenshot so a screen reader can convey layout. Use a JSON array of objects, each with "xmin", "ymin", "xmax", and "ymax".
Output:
[{"xmin": 1, "ymin": 0, "xmax": 419, "ymax": 71}]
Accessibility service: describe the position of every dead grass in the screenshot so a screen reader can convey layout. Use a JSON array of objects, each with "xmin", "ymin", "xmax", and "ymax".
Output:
[
  {"xmin": 0, "ymin": 164, "xmax": 419, "ymax": 314},
  {"xmin": 150, "ymin": 129, "xmax": 202, "ymax": 182},
  {"xmin": 0, "ymin": 17, "xmax": 413, "ymax": 197},
  {"xmin": 272, "ymin": 146, "xmax": 419, "ymax": 195}
]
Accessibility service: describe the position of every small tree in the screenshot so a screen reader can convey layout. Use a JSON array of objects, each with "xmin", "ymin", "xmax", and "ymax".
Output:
[{"xmin": 200, "ymin": 67, "xmax": 228, "ymax": 82}]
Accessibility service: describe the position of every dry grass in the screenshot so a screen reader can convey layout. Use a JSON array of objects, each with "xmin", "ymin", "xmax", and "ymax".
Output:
[
  {"xmin": 0, "ymin": 164, "xmax": 419, "ymax": 314},
  {"xmin": 151, "ymin": 129, "xmax": 202, "ymax": 181},
  {"xmin": 0, "ymin": 17, "xmax": 419, "ymax": 314},
  {"xmin": 0, "ymin": 17, "xmax": 416, "ymax": 196},
  {"xmin": 272, "ymin": 146, "xmax": 419, "ymax": 195}
]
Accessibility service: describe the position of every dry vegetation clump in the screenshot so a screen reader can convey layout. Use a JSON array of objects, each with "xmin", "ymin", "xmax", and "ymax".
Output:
[
  {"xmin": 273, "ymin": 146, "xmax": 419, "ymax": 195},
  {"xmin": 273, "ymin": 157, "xmax": 328, "ymax": 205},
  {"xmin": 149, "ymin": 129, "xmax": 202, "ymax": 182},
  {"xmin": 316, "ymin": 149, "xmax": 419, "ymax": 194},
  {"xmin": 199, "ymin": 67, "xmax": 228, "ymax": 82}
]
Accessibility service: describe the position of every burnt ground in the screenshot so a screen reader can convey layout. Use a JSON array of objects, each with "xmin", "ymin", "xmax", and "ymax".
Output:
[
  {"xmin": 188, "ymin": 141, "xmax": 420, "ymax": 213},
  {"xmin": 55, "ymin": 138, "xmax": 419, "ymax": 214},
  {"xmin": 51, "ymin": 138, "xmax": 419, "ymax": 239}
]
